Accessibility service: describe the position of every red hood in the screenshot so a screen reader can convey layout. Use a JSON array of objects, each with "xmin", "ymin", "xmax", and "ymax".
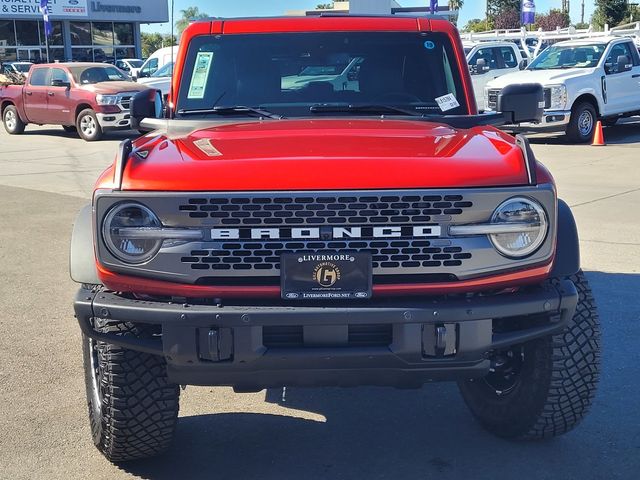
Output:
[{"xmin": 111, "ymin": 119, "xmax": 529, "ymax": 191}]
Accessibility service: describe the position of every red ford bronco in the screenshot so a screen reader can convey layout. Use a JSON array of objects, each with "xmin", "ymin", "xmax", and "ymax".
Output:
[{"xmin": 71, "ymin": 16, "xmax": 601, "ymax": 462}]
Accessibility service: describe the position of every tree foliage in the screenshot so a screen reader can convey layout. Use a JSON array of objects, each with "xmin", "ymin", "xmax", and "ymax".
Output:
[
  {"xmin": 462, "ymin": 18, "xmax": 489, "ymax": 33},
  {"xmin": 494, "ymin": 9, "xmax": 520, "ymax": 30},
  {"xmin": 591, "ymin": 0, "xmax": 631, "ymax": 29},
  {"xmin": 141, "ymin": 32, "xmax": 177, "ymax": 58},
  {"xmin": 316, "ymin": 2, "xmax": 334, "ymax": 9},
  {"xmin": 175, "ymin": 7, "xmax": 209, "ymax": 37},
  {"xmin": 486, "ymin": 0, "xmax": 520, "ymax": 18},
  {"xmin": 535, "ymin": 9, "xmax": 571, "ymax": 31}
]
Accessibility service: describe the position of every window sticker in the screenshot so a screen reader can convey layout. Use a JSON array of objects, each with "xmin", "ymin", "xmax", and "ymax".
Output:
[
  {"xmin": 424, "ymin": 40, "xmax": 435, "ymax": 50},
  {"xmin": 435, "ymin": 93, "xmax": 460, "ymax": 112},
  {"xmin": 188, "ymin": 52, "xmax": 214, "ymax": 99}
]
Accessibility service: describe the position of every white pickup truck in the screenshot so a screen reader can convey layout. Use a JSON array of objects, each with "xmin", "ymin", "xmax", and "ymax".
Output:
[
  {"xmin": 463, "ymin": 41, "xmax": 527, "ymax": 111},
  {"xmin": 484, "ymin": 36, "xmax": 640, "ymax": 142}
]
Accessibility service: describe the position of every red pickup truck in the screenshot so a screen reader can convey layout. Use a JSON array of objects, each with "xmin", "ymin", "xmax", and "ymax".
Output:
[
  {"xmin": 1, "ymin": 62, "xmax": 148, "ymax": 141},
  {"xmin": 71, "ymin": 16, "xmax": 601, "ymax": 462}
]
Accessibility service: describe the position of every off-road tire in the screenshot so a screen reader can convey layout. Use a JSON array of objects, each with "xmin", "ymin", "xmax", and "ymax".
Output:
[
  {"xmin": 82, "ymin": 318, "xmax": 180, "ymax": 462},
  {"xmin": 458, "ymin": 270, "xmax": 601, "ymax": 439},
  {"xmin": 62, "ymin": 125, "xmax": 77, "ymax": 133},
  {"xmin": 566, "ymin": 102, "xmax": 597, "ymax": 143},
  {"xmin": 76, "ymin": 108, "xmax": 103, "ymax": 141},
  {"xmin": 3, "ymin": 105, "xmax": 26, "ymax": 134}
]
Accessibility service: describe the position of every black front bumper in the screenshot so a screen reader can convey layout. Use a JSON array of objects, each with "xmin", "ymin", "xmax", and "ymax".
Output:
[{"xmin": 74, "ymin": 280, "xmax": 578, "ymax": 389}]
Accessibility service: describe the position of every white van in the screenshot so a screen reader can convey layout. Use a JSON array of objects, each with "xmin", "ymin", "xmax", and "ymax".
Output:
[{"xmin": 138, "ymin": 46, "xmax": 178, "ymax": 79}]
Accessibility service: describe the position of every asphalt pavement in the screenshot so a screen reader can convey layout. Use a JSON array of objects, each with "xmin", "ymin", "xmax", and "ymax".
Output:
[{"xmin": 0, "ymin": 123, "xmax": 638, "ymax": 480}]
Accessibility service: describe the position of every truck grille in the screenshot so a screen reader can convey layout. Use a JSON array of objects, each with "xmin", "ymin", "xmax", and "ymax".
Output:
[
  {"xmin": 178, "ymin": 194, "xmax": 473, "ymax": 225},
  {"xmin": 181, "ymin": 240, "xmax": 472, "ymax": 272},
  {"xmin": 118, "ymin": 94, "xmax": 133, "ymax": 111},
  {"xmin": 487, "ymin": 87, "xmax": 551, "ymax": 111}
]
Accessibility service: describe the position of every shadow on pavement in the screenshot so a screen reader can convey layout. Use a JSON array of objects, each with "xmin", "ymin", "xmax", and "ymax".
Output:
[
  {"xmin": 19, "ymin": 127, "xmax": 139, "ymax": 141},
  {"xmin": 527, "ymin": 117, "xmax": 640, "ymax": 146},
  {"xmin": 119, "ymin": 271, "xmax": 639, "ymax": 480}
]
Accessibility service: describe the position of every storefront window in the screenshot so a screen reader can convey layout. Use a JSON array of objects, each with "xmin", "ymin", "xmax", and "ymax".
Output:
[
  {"xmin": 71, "ymin": 22, "xmax": 92, "ymax": 46},
  {"xmin": 72, "ymin": 48, "xmax": 93, "ymax": 62},
  {"xmin": 114, "ymin": 23, "xmax": 134, "ymax": 46},
  {"xmin": 39, "ymin": 21, "xmax": 64, "ymax": 46},
  {"xmin": 15, "ymin": 21, "xmax": 39, "ymax": 46},
  {"xmin": 49, "ymin": 48, "xmax": 65, "ymax": 62},
  {"xmin": 92, "ymin": 22, "xmax": 114, "ymax": 46},
  {"xmin": 0, "ymin": 20, "xmax": 16, "ymax": 46},
  {"xmin": 0, "ymin": 48, "xmax": 17, "ymax": 62},
  {"xmin": 115, "ymin": 47, "xmax": 136, "ymax": 60},
  {"xmin": 94, "ymin": 47, "xmax": 114, "ymax": 63}
]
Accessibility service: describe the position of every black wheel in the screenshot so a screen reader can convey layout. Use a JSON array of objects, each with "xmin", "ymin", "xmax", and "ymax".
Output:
[
  {"xmin": 62, "ymin": 125, "xmax": 77, "ymax": 133},
  {"xmin": 566, "ymin": 102, "xmax": 597, "ymax": 143},
  {"xmin": 76, "ymin": 108, "xmax": 103, "ymax": 141},
  {"xmin": 3, "ymin": 105, "xmax": 26, "ymax": 134},
  {"xmin": 458, "ymin": 271, "xmax": 601, "ymax": 440},
  {"xmin": 82, "ymin": 318, "xmax": 180, "ymax": 462}
]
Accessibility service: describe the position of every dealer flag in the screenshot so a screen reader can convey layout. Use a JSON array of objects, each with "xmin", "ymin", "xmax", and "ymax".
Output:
[
  {"xmin": 521, "ymin": 0, "xmax": 536, "ymax": 25},
  {"xmin": 430, "ymin": 0, "xmax": 438, "ymax": 15},
  {"xmin": 39, "ymin": 0, "xmax": 53, "ymax": 37}
]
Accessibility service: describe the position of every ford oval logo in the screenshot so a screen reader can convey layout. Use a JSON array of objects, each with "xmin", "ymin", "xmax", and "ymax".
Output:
[{"xmin": 69, "ymin": 0, "xmax": 79, "ymax": 4}]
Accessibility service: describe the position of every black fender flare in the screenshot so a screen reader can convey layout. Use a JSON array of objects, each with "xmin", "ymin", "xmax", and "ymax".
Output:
[
  {"xmin": 69, "ymin": 204, "xmax": 100, "ymax": 285},
  {"xmin": 551, "ymin": 199, "xmax": 580, "ymax": 278}
]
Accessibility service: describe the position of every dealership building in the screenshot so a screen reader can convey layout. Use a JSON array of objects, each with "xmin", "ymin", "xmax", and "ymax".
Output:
[{"xmin": 0, "ymin": 0, "xmax": 168, "ymax": 63}]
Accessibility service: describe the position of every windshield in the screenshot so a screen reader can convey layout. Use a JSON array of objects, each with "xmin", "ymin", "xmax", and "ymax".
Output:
[
  {"xmin": 528, "ymin": 44, "xmax": 605, "ymax": 70},
  {"xmin": 176, "ymin": 32, "xmax": 468, "ymax": 117},
  {"xmin": 127, "ymin": 60, "xmax": 143, "ymax": 68},
  {"xmin": 69, "ymin": 65, "xmax": 129, "ymax": 84},
  {"xmin": 14, "ymin": 63, "xmax": 32, "ymax": 73},
  {"xmin": 152, "ymin": 62, "xmax": 173, "ymax": 77}
]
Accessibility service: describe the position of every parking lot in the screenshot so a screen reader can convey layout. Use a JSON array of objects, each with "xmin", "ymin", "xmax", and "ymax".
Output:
[{"xmin": 0, "ymin": 123, "xmax": 639, "ymax": 480}]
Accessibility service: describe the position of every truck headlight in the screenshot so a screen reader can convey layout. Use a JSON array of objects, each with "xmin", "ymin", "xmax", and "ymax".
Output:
[
  {"xmin": 96, "ymin": 94, "xmax": 120, "ymax": 106},
  {"xmin": 102, "ymin": 203, "xmax": 162, "ymax": 263},
  {"xmin": 489, "ymin": 197, "xmax": 548, "ymax": 258},
  {"xmin": 548, "ymin": 85, "xmax": 567, "ymax": 110}
]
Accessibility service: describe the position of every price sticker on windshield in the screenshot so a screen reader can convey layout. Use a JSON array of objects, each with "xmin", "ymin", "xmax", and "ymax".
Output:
[
  {"xmin": 188, "ymin": 52, "xmax": 214, "ymax": 99},
  {"xmin": 435, "ymin": 93, "xmax": 460, "ymax": 112}
]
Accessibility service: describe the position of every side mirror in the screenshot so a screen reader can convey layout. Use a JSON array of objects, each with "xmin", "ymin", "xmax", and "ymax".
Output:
[
  {"xmin": 519, "ymin": 58, "xmax": 528, "ymax": 70},
  {"xmin": 130, "ymin": 89, "xmax": 163, "ymax": 130},
  {"xmin": 51, "ymin": 79, "xmax": 71, "ymax": 88},
  {"xmin": 471, "ymin": 58, "xmax": 489, "ymax": 75},
  {"xmin": 138, "ymin": 70, "xmax": 149, "ymax": 78},
  {"xmin": 617, "ymin": 55, "xmax": 632, "ymax": 73},
  {"xmin": 497, "ymin": 83, "xmax": 544, "ymax": 124}
]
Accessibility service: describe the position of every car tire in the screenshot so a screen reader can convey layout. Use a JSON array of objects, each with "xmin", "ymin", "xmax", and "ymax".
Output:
[
  {"xmin": 3, "ymin": 105, "xmax": 26, "ymax": 134},
  {"xmin": 566, "ymin": 102, "xmax": 597, "ymax": 143},
  {"xmin": 62, "ymin": 125, "xmax": 77, "ymax": 134},
  {"xmin": 82, "ymin": 318, "xmax": 180, "ymax": 462},
  {"xmin": 457, "ymin": 270, "xmax": 601, "ymax": 440},
  {"xmin": 76, "ymin": 109, "xmax": 103, "ymax": 142}
]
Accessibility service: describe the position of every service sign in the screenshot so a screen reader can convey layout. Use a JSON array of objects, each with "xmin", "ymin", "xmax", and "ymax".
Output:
[{"xmin": 1, "ymin": 0, "xmax": 88, "ymax": 17}]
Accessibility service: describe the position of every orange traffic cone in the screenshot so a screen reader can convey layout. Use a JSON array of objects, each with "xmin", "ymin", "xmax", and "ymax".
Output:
[{"xmin": 592, "ymin": 121, "xmax": 605, "ymax": 146}]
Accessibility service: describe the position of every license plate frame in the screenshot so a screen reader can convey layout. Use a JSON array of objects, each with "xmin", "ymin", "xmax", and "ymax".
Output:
[{"xmin": 280, "ymin": 251, "xmax": 372, "ymax": 300}]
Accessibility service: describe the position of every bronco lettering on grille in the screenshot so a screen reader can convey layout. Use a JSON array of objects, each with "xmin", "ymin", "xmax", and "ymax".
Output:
[{"xmin": 211, "ymin": 226, "xmax": 441, "ymax": 240}]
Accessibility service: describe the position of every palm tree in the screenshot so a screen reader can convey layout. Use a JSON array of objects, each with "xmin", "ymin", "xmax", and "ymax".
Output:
[
  {"xmin": 175, "ymin": 7, "xmax": 209, "ymax": 37},
  {"xmin": 448, "ymin": 0, "xmax": 464, "ymax": 25}
]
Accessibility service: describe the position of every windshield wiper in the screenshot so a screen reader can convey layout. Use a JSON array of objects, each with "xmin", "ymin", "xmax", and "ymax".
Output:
[
  {"xmin": 176, "ymin": 105, "xmax": 283, "ymax": 119},
  {"xmin": 310, "ymin": 103, "xmax": 423, "ymax": 116}
]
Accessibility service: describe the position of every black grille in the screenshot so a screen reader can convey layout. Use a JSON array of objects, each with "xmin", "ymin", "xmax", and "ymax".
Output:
[
  {"xmin": 543, "ymin": 88, "xmax": 551, "ymax": 109},
  {"xmin": 119, "ymin": 95, "xmax": 132, "ymax": 110},
  {"xmin": 487, "ymin": 89, "xmax": 500, "ymax": 110},
  {"xmin": 178, "ymin": 194, "xmax": 473, "ymax": 225},
  {"xmin": 262, "ymin": 324, "xmax": 392, "ymax": 348},
  {"xmin": 181, "ymin": 240, "xmax": 472, "ymax": 272}
]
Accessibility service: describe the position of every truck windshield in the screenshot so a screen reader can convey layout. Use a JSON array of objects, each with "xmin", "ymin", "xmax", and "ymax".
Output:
[
  {"xmin": 528, "ymin": 44, "xmax": 605, "ymax": 70},
  {"xmin": 13, "ymin": 63, "xmax": 32, "ymax": 73},
  {"xmin": 176, "ymin": 32, "xmax": 468, "ymax": 117},
  {"xmin": 68, "ymin": 65, "xmax": 128, "ymax": 84}
]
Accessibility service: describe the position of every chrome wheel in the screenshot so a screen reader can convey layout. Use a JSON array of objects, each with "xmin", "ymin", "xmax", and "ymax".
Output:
[
  {"xmin": 578, "ymin": 109, "xmax": 594, "ymax": 137},
  {"xmin": 80, "ymin": 114, "xmax": 97, "ymax": 137},
  {"xmin": 4, "ymin": 109, "xmax": 16, "ymax": 131}
]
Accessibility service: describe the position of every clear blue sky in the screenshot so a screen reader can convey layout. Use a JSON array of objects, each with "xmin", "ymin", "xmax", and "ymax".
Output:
[{"xmin": 141, "ymin": 1, "xmax": 596, "ymax": 34}]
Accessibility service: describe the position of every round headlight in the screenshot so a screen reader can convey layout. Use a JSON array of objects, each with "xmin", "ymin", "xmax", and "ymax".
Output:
[
  {"xmin": 103, "ymin": 203, "xmax": 162, "ymax": 263},
  {"xmin": 489, "ymin": 197, "xmax": 548, "ymax": 258}
]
